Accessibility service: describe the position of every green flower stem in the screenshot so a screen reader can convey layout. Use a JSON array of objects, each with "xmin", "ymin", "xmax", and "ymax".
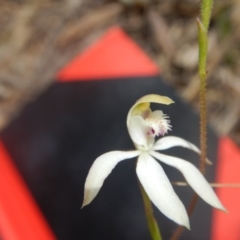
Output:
[
  {"xmin": 139, "ymin": 183, "xmax": 162, "ymax": 240},
  {"xmin": 170, "ymin": 1, "xmax": 213, "ymax": 239}
]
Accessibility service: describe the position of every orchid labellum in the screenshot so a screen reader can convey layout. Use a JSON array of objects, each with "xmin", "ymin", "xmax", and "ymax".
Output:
[{"xmin": 82, "ymin": 94, "xmax": 225, "ymax": 229}]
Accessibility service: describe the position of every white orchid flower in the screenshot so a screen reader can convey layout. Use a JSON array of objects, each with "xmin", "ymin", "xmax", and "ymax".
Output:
[{"xmin": 82, "ymin": 94, "xmax": 226, "ymax": 229}]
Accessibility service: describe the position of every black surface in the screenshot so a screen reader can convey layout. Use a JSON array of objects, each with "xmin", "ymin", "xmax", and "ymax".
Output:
[{"xmin": 0, "ymin": 76, "xmax": 218, "ymax": 240}]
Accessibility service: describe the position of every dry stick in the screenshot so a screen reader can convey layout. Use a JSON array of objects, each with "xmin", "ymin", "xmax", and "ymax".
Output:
[{"xmin": 172, "ymin": 182, "xmax": 240, "ymax": 188}]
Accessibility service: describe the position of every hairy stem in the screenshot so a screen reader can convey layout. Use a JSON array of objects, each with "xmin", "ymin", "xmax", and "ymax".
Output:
[{"xmin": 170, "ymin": 0, "xmax": 213, "ymax": 239}]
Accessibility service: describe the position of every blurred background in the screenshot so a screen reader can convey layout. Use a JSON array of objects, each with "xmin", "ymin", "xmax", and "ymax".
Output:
[{"xmin": 0, "ymin": 0, "xmax": 240, "ymax": 145}]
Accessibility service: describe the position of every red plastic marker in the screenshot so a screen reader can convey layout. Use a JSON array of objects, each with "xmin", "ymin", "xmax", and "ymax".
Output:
[
  {"xmin": 58, "ymin": 26, "xmax": 159, "ymax": 81},
  {"xmin": 0, "ymin": 142, "xmax": 56, "ymax": 240},
  {"xmin": 211, "ymin": 137, "xmax": 240, "ymax": 240}
]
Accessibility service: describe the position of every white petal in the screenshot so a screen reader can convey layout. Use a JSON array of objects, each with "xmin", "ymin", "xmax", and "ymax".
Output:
[
  {"xmin": 153, "ymin": 136, "xmax": 212, "ymax": 164},
  {"xmin": 82, "ymin": 150, "xmax": 140, "ymax": 208},
  {"xmin": 128, "ymin": 116, "xmax": 151, "ymax": 147},
  {"xmin": 136, "ymin": 152, "xmax": 190, "ymax": 229},
  {"xmin": 150, "ymin": 151, "xmax": 226, "ymax": 211},
  {"xmin": 153, "ymin": 136, "xmax": 200, "ymax": 152}
]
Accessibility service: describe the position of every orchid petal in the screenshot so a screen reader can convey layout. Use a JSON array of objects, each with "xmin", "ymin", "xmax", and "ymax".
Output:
[
  {"xmin": 153, "ymin": 136, "xmax": 212, "ymax": 164},
  {"xmin": 150, "ymin": 151, "xmax": 226, "ymax": 211},
  {"xmin": 154, "ymin": 136, "xmax": 200, "ymax": 152},
  {"xmin": 82, "ymin": 150, "xmax": 140, "ymax": 208},
  {"xmin": 127, "ymin": 94, "xmax": 174, "ymax": 126},
  {"xmin": 136, "ymin": 152, "xmax": 190, "ymax": 229},
  {"xmin": 128, "ymin": 116, "xmax": 153, "ymax": 147}
]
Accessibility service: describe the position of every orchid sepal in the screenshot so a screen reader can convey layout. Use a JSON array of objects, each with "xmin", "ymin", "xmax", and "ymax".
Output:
[{"xmin": 82, "ymin": 150, "xmax": 140, "ymax": 208}]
